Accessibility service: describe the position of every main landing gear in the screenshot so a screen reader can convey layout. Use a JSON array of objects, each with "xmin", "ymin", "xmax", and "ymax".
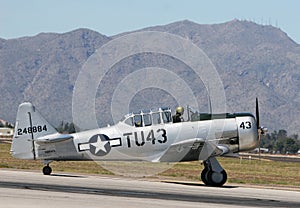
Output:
[
  {"xmin": 42, "ymin": 161, "xmax": 52, "ymax": 175},
  {"xmin": 201, "ymin": 157, "xmax": 227, "ymax": 187}
]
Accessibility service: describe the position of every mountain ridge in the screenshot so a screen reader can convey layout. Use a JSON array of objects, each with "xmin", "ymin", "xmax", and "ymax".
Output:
[{"xmin": 1, "ymin": 20, "xmax": 300, "ymax": 134}]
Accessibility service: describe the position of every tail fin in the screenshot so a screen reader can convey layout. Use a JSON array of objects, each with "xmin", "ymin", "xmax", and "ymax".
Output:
[{"xmin": 10, "ymin": 102, "xmax": 57, "ymax": 159}]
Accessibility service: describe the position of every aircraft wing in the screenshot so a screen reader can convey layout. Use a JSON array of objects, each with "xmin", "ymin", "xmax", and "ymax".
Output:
[
  {"xmin": 157, "ymin": 138, "xmax": 231, "ymax": 162},
  {"xmin": 157, "ymin": 138, "xmax": 205, "ymax": 162}
]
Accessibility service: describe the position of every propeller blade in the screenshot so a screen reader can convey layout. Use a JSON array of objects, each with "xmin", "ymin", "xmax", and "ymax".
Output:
[
  {"xmin": 256, "ymin": 97, "xmax": 260, "ymax": 129},
  {"xmin": 256, "ymin": 98, "xmax": 261, "ymax": 160}
]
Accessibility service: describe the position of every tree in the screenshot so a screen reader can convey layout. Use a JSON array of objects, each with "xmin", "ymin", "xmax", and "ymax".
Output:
[
  {"xmin": 285, "ymin": 138, "xmax": 300, "ymax": 154},
  {"xmin": 277, "ymin": 129, "xmax": 287, "ymax": 140},
  {"xmin": 6, "ymin": 122, "xmax": 14, "ymax": 128},
  {"xmin": 261, "ymin": 130, "xmax": 300, "ymax": 154},
  {"xmin": 64, "ymin": 123, "xmax": 69, "ymax": 133},
  {"xmin": 68, "ymin": 123, "xmax": 76, "ymax": 133},
  {"xmin": 56, "ymin": 121, "xmax": 64, "ymax": 133},
  {"xmin": 274, "ymin": 138, "xmax": 285, "ymax": 154},
  {"xmin": 56, "ymin": 121, "xmax": 77, "ymax": 133}
]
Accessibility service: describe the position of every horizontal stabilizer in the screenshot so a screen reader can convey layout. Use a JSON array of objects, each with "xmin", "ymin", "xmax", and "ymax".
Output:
[{"xmin": 35, "ymin": 133, "xmax": 73, "ymax": 144}]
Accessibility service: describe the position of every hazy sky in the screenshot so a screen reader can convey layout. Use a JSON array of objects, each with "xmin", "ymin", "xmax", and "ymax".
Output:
[{"xmin": 1, "ymin": 0, "xmax": 300, "ymax": 43}]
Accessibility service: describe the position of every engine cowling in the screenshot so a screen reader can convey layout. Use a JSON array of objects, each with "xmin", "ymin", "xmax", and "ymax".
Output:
[{"xmin": 236, "ymin": 114, "xmax": 258, "ymax": 152}]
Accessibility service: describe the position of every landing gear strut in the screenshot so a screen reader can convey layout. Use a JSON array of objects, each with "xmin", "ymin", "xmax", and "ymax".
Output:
[{"xmin": 201, "ymin": 157, "xmax": 227, "ymax": 187}]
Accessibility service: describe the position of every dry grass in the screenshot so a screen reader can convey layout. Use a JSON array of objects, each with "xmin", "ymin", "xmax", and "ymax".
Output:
[
  {"xmin": 0, "ymin": 143, "xmax": 111, "ymax": 175},
  {"xmin": 1, "ymin": 143, "xmax": 299, "ymax": 187},
  {"xmin": 159, "ymin": 158, "xmax": 300, "ymax": 187}
]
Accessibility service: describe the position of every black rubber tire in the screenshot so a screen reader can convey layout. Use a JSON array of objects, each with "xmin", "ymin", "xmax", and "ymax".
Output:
[
  {"xmin": 207, "ymin": 169, "xmax": 227, "ymax": 187},
  {"xmin": 42, "ymin": 166, "xmax": 52, "ymax": 175},
  {"xmin": 200, "ymin": 168, "xmax": 211, "ymax": 186}
]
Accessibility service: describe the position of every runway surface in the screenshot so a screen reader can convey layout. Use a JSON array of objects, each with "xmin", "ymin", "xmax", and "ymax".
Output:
[{"xmin": 0, "ymin": 169, "xmax": 299, "ymax": 208}]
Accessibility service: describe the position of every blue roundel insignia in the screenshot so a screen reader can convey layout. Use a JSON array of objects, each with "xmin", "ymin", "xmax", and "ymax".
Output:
[{"xmin": 88, "ymin": 134, "xmax": 111, "ymax": 156}]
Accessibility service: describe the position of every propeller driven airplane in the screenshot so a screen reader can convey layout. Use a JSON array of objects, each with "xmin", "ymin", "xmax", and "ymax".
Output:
[{"xmin": 10, "ymin": 99, "xmax": 266, "ymax": 187}]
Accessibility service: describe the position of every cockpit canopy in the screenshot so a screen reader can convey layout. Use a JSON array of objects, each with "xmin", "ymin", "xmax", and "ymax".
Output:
[
  {"xmin": 120, "ymin": 105, "xmax": 254, "ymax": 128},
  {"xmin": 120, "ymin": 107, "xmax": 172, "ymax": 127}
]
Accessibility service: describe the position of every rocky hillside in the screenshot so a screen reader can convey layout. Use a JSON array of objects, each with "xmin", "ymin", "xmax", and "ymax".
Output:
[
  {"xmin": 0, "ymin": 29, "xmax": 111, "ymax": 127},
  {"xmin": 1, "ymin": 20, "xmax": 300, "ymax": 134}
]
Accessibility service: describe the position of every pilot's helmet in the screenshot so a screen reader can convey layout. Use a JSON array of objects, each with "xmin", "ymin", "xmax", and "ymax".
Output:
[
  {"xmin": 176, "ymin": 106, "xmax": 184, "ymax": 115},
  {"xmin": 135, "ymin": 121, "xmax": 141, "ymax": 127}
]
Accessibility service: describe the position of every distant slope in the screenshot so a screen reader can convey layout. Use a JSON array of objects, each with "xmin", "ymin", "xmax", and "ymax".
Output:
[
  {"xmin": 139, "ymin": 20, "xmax": 300, "ymax": 134},
  {"xmin": 0, "ymin": 29, "xmax": 111, "ymax": 126},
  {"xmin": 1, "ymin": 20, "xmax": 300, "ymax": 134}
]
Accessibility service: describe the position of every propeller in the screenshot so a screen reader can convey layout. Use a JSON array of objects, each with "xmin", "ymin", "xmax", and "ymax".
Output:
[
  {"xmin": 256, "ymin": 98, "xmax": 261, "ymax": 159},
  {"xmin": 256, "ymin": 98, "xmax": 260, "ymax": 131},
  {"xmin": 256, "ymin": 98, "xmax": 267, "ymax": 159}
]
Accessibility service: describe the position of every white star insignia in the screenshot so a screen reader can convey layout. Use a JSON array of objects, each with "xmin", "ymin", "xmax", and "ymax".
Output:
[{"xmin": 90, "ymin": 135, "xmax": 109, "ymax": 154}]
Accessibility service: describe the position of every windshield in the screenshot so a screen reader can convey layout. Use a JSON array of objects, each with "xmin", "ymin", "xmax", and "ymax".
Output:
[{"xmin": 120, "ymin": 107, "xmax": 172, "ymax": 127}]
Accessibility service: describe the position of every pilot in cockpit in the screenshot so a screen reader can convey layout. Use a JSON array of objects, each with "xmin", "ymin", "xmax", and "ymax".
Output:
[{"xmin": 172, "ymin": 106, "xmax": 184, "ymax": 123}]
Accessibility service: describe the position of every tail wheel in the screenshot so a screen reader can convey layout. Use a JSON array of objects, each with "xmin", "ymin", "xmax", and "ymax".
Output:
[{"xmin": 42, "ymin": 165, "xmax": 52, "ymax": 175}]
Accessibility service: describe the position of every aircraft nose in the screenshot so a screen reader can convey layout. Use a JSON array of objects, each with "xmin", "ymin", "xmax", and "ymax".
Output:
[{"xmin": 236, "ymin": 116, "xmax": 259, "ymax": 152}]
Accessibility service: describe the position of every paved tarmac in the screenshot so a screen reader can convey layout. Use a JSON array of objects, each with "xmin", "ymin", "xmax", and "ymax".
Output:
[{"xmin": 0, "ymin": 169, "xmax": 299, "ymax": 208}]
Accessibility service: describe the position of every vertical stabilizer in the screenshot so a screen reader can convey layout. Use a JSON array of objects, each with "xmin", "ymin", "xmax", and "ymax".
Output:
[{"xmin": 10, "ymin": 102, "xmax": 57, "ymax": 159}]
